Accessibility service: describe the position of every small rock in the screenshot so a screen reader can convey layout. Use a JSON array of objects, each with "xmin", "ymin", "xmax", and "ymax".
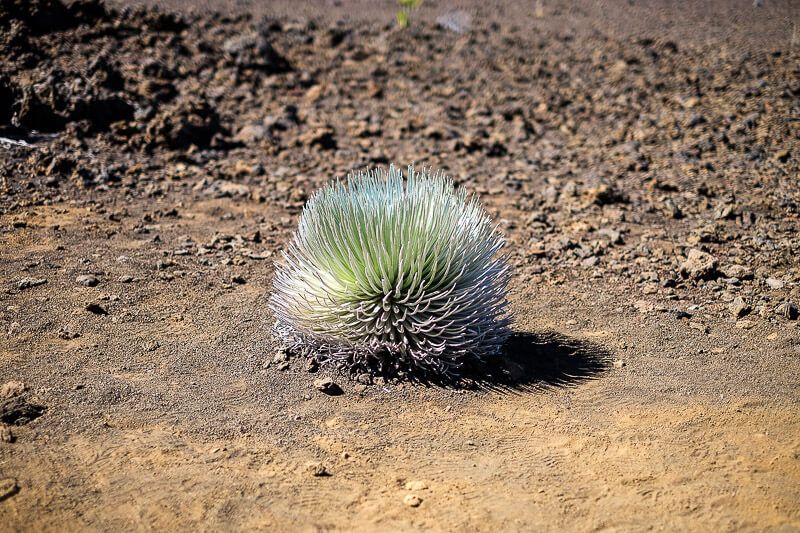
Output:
[
  {"xmin": 234, "ymin": 124, "xmax": 267, "ymax": 144},
  {"xmin": 0, "ymin": 478, "xmax": 18, "ymax": 501},
  {"xmin": 232, "ymin": 275, "xmax": 247, "ymax": 285},
  {"xmin": 663, "ymin": 198, "xmax": 683, "ymax": 219},
  {"xmin": 118, "ymin": 275, "xmax": 134, "ymax": 283},
  {"xmin": 679, "ymin": 249, "xmax": 718, "ymax": 280},
  {"xmin": 735, "ymin": 320, "xmax": 755, "ymax": 330},
  {"xmin": 775, "ymin": 302, "xmax": 799, "ymax": 320},
  {"xmin": 403, "ymin": 494, "xmax": 422, "ymax": 507},
  {"xmin": 689, "ymin": 322, "xmax": 709, "ymax": 334},
  {"xmin": 6, "ymin": 322, "xmax": 20, "ymax": 336},
  {"xmin": 16, "ymin": 278, "xmax": 46, "ymax": 290},
  {"xmin": 76, "ymin": 274, "xmax": 99, "ymax": 287},
  {"xmin": 58, "ymin": 325, "xmax": 80, "ymax": 340},
  {"xmin": 730, "ymin": 297, "xmax": 751, "ymax": 319},
  {"xmin": 634, "ymin": 300, "xmax": 654, "ymax": 313},
  {"xmin": 0, "ymin": 381, "xmax": 25, "ymax": 400},
  {"xmin": 612, "ymin": 359, "xmax": 626, "ymax": 368},
  {"xmin": 405, "ymin": 480, "xmax": 428, "ymax": 491},
  {"xmin": 765, "ymin": 278, "xmax": 785, "ymax": 290},
  {"xmin": 85, "ymin": 303, "xmax": 108, "ymax": 315},
  {"xmin": 720, "ymin": 265, "xmax": 753, "ymax": 280},
  {"xmin": 436, "ymin": 10, "xmax": 471, "ymax": 33},
  {"xmin": 598, "ymin": 228, "xmax": 623, "ymax": 244},
  {"xmin": 313, "ymin": 377, "xmax": 343, "ymax": 396},
  {"xmin": 307, "ymin": 462, "xmax": 330, "ymax": 477},
  {"xmin": 0, "ymin": 424, "xmax": 13, "ymax": 443}
]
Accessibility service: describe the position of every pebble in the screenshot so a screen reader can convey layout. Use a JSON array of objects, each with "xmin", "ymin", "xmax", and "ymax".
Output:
[
  {"xmin": 403, "ymin": 494, "xmax": 422, "ymax": 507},
  {"xmin": 735, "ymin": 320, "xmax": 755, "ymax": 330},
  {"xmin": 76, "ymin": 274, "xmax": 99, "ymax": 287},
  {"xmin": 313, "ymin": 377, "xmax": 343, "ymax": 396},
  {"xmin": 612, "ymin": 359, "xmax": 626, "ymax": 368},
  {"xmin": 16, "ymin": 278, "xmax": 46, "ymax": 290},
  {"xmin": 0, "ymin": 478, "xmax": 18, "ymax": 501},
  {"xmin": 775, "ymin": 302, "xmax": 798, "ymax": 320},
  {"xmin": 58, "ymin": 325, "xmax": 80, "ymax": 340},
  {"xmin": 730, "ymin": 297, "xmax": 751, "ymax": 319},
  {"xmin": 405, "ymin": 480, "xmax": 428, "ymax": 491},
  {"xmin": 721, "ymin": 265, "xmax": 753, "ymax": 280},
  {"xmin": 307, "ymin": 462, "xmax": 330, "ymax": 477},
  {"xmin": 118, "ymin": 275, "xmax": 134, "ymax": 283},
  {"xmin": 765, "ymin": 278, "xmax": 785, "ymax": 290},
  {"xmin": 679, "ymin": 249, "xmax": 718, "ymax": 280},
  {"xmin": 0, "ymin": 424, "xmax": 13, "ymax": 443},
  {"xmin": 85, "ymin": 303, "xmax": 109, "ymax": 315},
  {"xmin": 0, "ymin": 381, "xmax": 25, "ymax": 399}
]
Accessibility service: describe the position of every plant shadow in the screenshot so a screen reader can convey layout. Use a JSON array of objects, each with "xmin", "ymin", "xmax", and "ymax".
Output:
[{"xmin": 414, "ymin": 331, "xmax": 613, "ymax": 393}]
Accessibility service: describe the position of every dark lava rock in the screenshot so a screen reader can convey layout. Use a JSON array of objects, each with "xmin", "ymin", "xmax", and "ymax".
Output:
[
  {"xmin": 223, "ymin": 31, "xmax": 292, "ymax": 73},
  {"xmin": 0, "ymin": 0, "xmax": 109, "ymax": 35},
  {"xmin": 145, "ymin": 98, "xmax": 222, "ymax": 149},
  {"xmin": 73, "ymin": 96, "xmax": 134, "ymax": 131},
  {"xmin": 17, "ymin": 86, "xmax": 67, "ymax": 132},
  {"xmin": 0, "ymin": 76, "xmax": 16, "ymax": 124},
  {"xmin": 85, "ymin": 302, "xmax": 108, "ymax": 315},
  {"xmin": 0, "ymin": 397, "xmax": 45, "ymax": 426}
]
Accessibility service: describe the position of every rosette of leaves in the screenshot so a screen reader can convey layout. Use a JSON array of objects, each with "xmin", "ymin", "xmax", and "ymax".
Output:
[{"xmin": 270, "ymin": 164, "xmax": 511, "ymax": 377}]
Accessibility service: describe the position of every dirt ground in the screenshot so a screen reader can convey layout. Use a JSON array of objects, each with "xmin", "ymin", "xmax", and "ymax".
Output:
[{"xmin": 1, "ymin": 0, "xmax": 799, "ymax": 530}]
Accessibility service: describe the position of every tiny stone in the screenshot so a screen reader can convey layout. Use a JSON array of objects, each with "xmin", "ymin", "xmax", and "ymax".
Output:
[
  {"xmin": 775, "ymin": 302, "xmax": 799, "ymax": 320},
  {"xmin": 404, "ymin": 480, "xmax": 428, "ymax": 491},
  {"xmin": 0, "ymin": 381, "xmax": 25, "ymax": 399},
  {"xmin": 765, "ymin": 278, "xmax": 785, "ymax": 290},
  {"xmin": 307, "ymin": 462, "xmax": 330, "ymax": 477},
  {"xmin": 58, "ymin": 325, "xmax": 80, "ymax": 340},
  {"xmin": 721, "ymin": 265, "xmax": 753, "ymax": 280},
  {"xmin": 313, "ymin": 377, "xmax": 343, "ymax": 396},
  {"xmin": 735, "ymin": 320, "xmax": 755, "ymax": 330},
  {"xmin": 0, "ymin": 424, "xmax": 13, "ymax": 443},
  {"xmin": 679, "ymin": 249, "xmax": 718, "ymax": 281},
  {"xmin": 85, "ymin": 303, "xmax": 108, "ymax": 315},
  {"xmin": 118, "ymin": 275, "xmax": 134, "ymax": 283},
  {"xmin": 403, "ymin": 494, "xmax": 423, "ymax": 507},
  {"xmin": 76, "ymin": 274, "xmax": 99, "ymax": 287},
  {"xmin": 232, "ymin": 275, "xmax": 247, "ymax": 284},
  {"xmin": 612, "ymin": 359, "xmax": 626, "ymax": 368},
  {"xmin": 0, "ymin": 478, "xmax": 18, "ymax": 501},
  {"xmin": 16, "ymin": 278, "xmax": 46, "ymax": 290},
  {"xmin": 730, "ymin": 297, "xmax": 751, "ymax": 319}
]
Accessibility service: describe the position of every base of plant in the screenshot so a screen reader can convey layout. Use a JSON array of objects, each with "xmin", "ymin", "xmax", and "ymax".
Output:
[{"xmin": 274, "ymin": 321, "xmax": 509, "ymax": 384}]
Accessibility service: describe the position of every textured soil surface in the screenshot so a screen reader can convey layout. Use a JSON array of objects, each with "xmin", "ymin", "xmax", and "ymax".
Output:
[{"xmin": 1, "ymin": 0, "xmax": 799, "ymax": 530}]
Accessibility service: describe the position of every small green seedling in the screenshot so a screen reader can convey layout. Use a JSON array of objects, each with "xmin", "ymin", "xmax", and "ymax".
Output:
[{"xmin": 396, "ymin": 0, "xmax": 423, "ymax": 28}]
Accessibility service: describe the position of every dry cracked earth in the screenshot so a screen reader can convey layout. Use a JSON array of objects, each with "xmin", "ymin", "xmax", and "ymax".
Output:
[{"xmin": 1, "ymin": 0, "xmax": 799, "ymax": 530}]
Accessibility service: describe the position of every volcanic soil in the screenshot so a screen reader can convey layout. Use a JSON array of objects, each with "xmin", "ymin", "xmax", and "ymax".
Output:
[{"xmin": 1, "ymin": 0, "xmax": 799, "ymax": 530}]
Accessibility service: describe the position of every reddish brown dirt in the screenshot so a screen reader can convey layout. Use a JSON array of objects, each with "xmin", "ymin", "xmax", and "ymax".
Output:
[{"xmin": 1, "ymin": 0, "xmax": 799, "ymax": 530}]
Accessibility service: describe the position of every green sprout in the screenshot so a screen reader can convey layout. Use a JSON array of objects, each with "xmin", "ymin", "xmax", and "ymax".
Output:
[
  {"xmin": 396, "ymin": 0, "xmax": 423, "ymax": 28},
  {"xmin": 270, "ymin": 164, "xmax": 511, "ymax": 377}
]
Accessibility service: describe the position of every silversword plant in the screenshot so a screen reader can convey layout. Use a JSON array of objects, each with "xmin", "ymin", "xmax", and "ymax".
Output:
[{"xmin": 270, "ymin": 164, "xmax": 510, "ymax": 376}]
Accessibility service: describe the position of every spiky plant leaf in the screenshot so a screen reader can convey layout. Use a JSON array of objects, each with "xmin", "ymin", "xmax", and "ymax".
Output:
[{"xmin": 270, "ymin": 164, "xmax": 511, "ymax": 377}]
